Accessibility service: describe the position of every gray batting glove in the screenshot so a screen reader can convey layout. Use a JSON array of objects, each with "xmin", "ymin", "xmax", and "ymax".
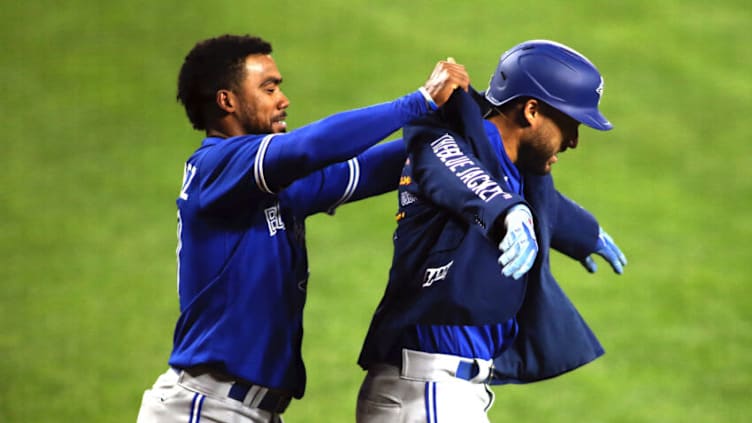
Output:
[
  {"xmin": 498, "ymin": 204, "xmax": 538, "ymax": 280},
  {"xmin": 580, "ymin": 227, "xmax": 627, "ymax": 274}
]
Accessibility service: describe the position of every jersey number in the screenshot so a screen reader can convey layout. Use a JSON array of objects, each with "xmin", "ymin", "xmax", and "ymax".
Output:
[
  {"xmin": 176, "ymin": 163, "xmax": 197, "ymax": 295},
  {"xmin": 180, "ymin": 163, "xmax": 197, "ymax": 200}
]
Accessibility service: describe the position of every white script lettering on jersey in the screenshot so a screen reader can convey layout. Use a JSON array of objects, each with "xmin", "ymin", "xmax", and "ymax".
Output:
[
  {"xmin": 430, "ymin": 134, "xmax": 512, "ymax": 202},
  {"xmin": 179, "ymin": 163, "xmax": 197, "ymax": 200},
  {"xmin": 265, "ymin": 202, "xmax": 286, "ymax": 236},
  {"xmin": 422, "ymin": 260, "xmax": 454, "ymax": 287}
]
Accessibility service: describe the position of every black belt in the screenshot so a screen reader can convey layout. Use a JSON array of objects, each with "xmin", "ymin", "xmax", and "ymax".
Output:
[
  {"xmin": 178, "ymin": 367, "xmax": 292, "ymax": 414},
  {"xmin": 228, "ymin": 381, "xmax": 292, "ymax": 414}
]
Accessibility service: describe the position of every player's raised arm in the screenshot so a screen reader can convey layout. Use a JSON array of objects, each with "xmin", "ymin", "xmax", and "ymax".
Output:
[{"xmin": 255, "ymin": 59, "xmax": 469, "ymax": 193}]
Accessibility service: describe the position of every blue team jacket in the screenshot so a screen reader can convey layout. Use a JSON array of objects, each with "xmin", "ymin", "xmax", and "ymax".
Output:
[
  {"xmin": 491, "ymin": 170, "xmax": 605, "ymax": 384},
  {"xmin": 359, "ymin": 89, "xmax": 604, "ymax": 384}
]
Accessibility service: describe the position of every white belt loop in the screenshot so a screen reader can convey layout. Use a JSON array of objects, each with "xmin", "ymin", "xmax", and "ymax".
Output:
[
  {"xmin": 400, "ymin": 349, "xmax": 494, "ymax": 384},
  {"xmin": 175, "ymin": 367, "xmax": 291, "ymax": 413},
  {"xmin": 177, "ymin": 368, "xmax": 230, "ymax": 398},
  {"xmin": 243, "ymin": 385, "xmax": 268, "ymax": 408}
]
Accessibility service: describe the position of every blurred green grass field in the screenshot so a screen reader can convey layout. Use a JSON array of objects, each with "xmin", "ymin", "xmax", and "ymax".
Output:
[{"xmin": 2, "ymin": 0, "xmax": 750, "ymax": 421}]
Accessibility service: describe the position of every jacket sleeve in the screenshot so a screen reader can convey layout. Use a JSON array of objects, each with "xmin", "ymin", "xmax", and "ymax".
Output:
[
  {"xmin": 550, "ymin": 190, "xmax": 600, "ymax": 260},
  {"xmin": 406, "ymin": 127, "xmax": 525, "ymax": 242},
  {"xmin": 490, "ymin": 174, "xmax": 605, "ymax": 385}
]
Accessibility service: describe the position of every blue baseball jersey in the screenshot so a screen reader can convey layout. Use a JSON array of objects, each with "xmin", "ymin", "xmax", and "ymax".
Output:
[{"xmin": 168, "ymin": 91, "xmax": 429, "ymax": 398}]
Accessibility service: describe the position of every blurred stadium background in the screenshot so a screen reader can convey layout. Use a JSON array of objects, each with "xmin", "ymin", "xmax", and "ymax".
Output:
[{"xmin": 1, "ymin": 0, "xmax": 750, "ymax": 421}]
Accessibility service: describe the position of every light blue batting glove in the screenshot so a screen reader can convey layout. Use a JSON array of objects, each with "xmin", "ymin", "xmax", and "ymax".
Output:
[
  {"xmin": 498, "ymin": 204, "xmax": 538, "ymax": 280},
  {"xmin": 581, "ymin": 227, "xmax": 628, "ymax": 274}
]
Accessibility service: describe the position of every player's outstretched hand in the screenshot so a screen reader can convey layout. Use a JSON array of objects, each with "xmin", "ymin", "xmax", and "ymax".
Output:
[
  {"xmin": 421, "ymin": 57, "xmax": 470, "ymax": 108},
  {"xmin": 498, "ymin": 204, "xmax": 538, "ymax": 280},
  {"xmin": 580, "ymin": 227, "xmax": 627, "ymax": 274}
]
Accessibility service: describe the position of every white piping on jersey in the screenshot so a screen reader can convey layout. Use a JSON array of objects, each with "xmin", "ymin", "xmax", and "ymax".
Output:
[
  {"xmin": 254, "ymin": 134, "xmax": 278, "ymax": 194},
  {"xmin": 328, "ymin": 158, "xmax": 360, "ymax": 213}
]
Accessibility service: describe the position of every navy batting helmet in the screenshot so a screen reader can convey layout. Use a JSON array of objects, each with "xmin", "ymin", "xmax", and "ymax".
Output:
[{"xmin": 484, "ymin": 40, "xmax": 612, "ymax": 131}]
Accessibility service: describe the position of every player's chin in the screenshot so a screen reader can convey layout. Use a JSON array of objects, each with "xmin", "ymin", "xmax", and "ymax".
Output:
[{"xmin": 271, "ymin": 121, "xmax": 288, "ymax": 133}]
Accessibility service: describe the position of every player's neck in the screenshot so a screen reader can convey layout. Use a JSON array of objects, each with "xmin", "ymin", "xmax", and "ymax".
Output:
[
  {"xmin": 206, "ymin": 117, "xmax": 245, "ymax": 139},
  {"xmin": 206, "ymin": 129, "xmax": 229, "ymax": 138},
  {"xmin": 488, "ymin": 114, "xmax": 520, "ymax": 164}
]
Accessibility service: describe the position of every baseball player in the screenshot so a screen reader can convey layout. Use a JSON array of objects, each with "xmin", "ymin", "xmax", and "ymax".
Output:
[
  {"xmin": 136, "ymin": 34, "xmax": 469, "ymax": 423},
  {"xmin": 356, "ymin": 40, "xmax": 627, "ymax": 422}
]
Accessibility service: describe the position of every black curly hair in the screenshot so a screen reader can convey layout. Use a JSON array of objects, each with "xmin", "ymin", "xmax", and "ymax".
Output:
[{"xmin": 177, "ymin": 34, "xmax": 273, "ymax": 130}]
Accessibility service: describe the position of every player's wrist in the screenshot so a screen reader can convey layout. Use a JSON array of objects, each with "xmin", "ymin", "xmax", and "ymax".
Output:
[{"xmin": 418, "ymin": 86, "xmax": 439, "ymax": 111}]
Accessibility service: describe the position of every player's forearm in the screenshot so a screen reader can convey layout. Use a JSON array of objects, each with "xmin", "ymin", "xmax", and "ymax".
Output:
[
  {"xmin": 262, "ymin": 91, "xmax": 427, "ymax": 190},
  {"xmin": 347, "ymin": 140, "xmax": 407, "ymax": 202}
]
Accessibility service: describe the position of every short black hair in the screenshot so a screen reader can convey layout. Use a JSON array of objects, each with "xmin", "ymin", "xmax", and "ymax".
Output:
[{"xmin": 177, "ymin": 34, "xmax": 273, "ymax": 130}]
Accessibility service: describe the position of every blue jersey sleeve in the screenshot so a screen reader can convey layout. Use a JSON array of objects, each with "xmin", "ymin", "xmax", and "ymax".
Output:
[
  {"xmin": 285, "ymin": 140, "xmax": 407, "ymax": 216},
  {"xmin": 255, "ymin": 91, "xmax": 427, "ymax": 194},
  {"xmin": 186, "ymin": 91, "xmax": 427, "ymax": 215},
  {"xmin": 187, "ymin": 135, "xmax": 269, "ymax": 216}
]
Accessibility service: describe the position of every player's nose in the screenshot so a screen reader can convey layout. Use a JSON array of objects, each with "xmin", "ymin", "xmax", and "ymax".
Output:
[
  {"xmin": 278, "ymin": 91, "xmax": 290, "ymax": 109},
  {"xmin": 568, "ymin": 136, "xmax": 579, "ymax": 149},
  {"xmin": 560, "ymin": 138, "xmax": 576, "ymax": 153},
  {"xmin": 562, "ymin": 129, "xmax": 579, "ymax": 151}
]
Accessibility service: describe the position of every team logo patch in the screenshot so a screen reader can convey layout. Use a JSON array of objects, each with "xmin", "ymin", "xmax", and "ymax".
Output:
[
  {"xmin": 264, "ymin": 203, "xmax": 286, "ymax": 236},
  {"xmin": 422, "ymin": 260, "xmax": 454, "ymax": 287},
  {"xmin": 400, "ymin": 191, "xmax": 417, "ymax": 207}
]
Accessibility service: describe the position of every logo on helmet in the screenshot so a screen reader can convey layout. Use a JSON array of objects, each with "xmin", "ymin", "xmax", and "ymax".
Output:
[{"xmin": 596, "ymin": 77, "xmax": 605, "ymax": 102}]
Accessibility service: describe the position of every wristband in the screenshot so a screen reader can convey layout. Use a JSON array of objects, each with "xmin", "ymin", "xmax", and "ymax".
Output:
[{"xmin": 418, "ymin": 87, "xmax": 438, "ymax": 111}]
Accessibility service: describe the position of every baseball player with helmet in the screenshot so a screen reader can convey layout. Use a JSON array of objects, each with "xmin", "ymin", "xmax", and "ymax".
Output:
[
  {"xmin": 356, "ymin": 40, "xmax": 628, "ymax": 422},
  {"xmin": 136, "ymin": 34, "xmax": 469, "ymax": 423}
]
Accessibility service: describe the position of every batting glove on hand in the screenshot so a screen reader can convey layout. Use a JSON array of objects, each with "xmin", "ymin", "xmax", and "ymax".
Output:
[
  {"xmin": 498, "ymin": 204, "xmax": 538, "ymax": 280},
  {"xmin": 581, "ymin": 227, "xmax": 628, "ymax": 274}
]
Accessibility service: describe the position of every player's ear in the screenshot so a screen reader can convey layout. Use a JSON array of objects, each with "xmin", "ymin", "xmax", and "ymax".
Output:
[
  {"xmin": 216, "ymin": 89, "xmax": 235, "ymax": 113},
  {"xmin": 522, "ymin": 99, "xmax": 540, "ymax": 127}
]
